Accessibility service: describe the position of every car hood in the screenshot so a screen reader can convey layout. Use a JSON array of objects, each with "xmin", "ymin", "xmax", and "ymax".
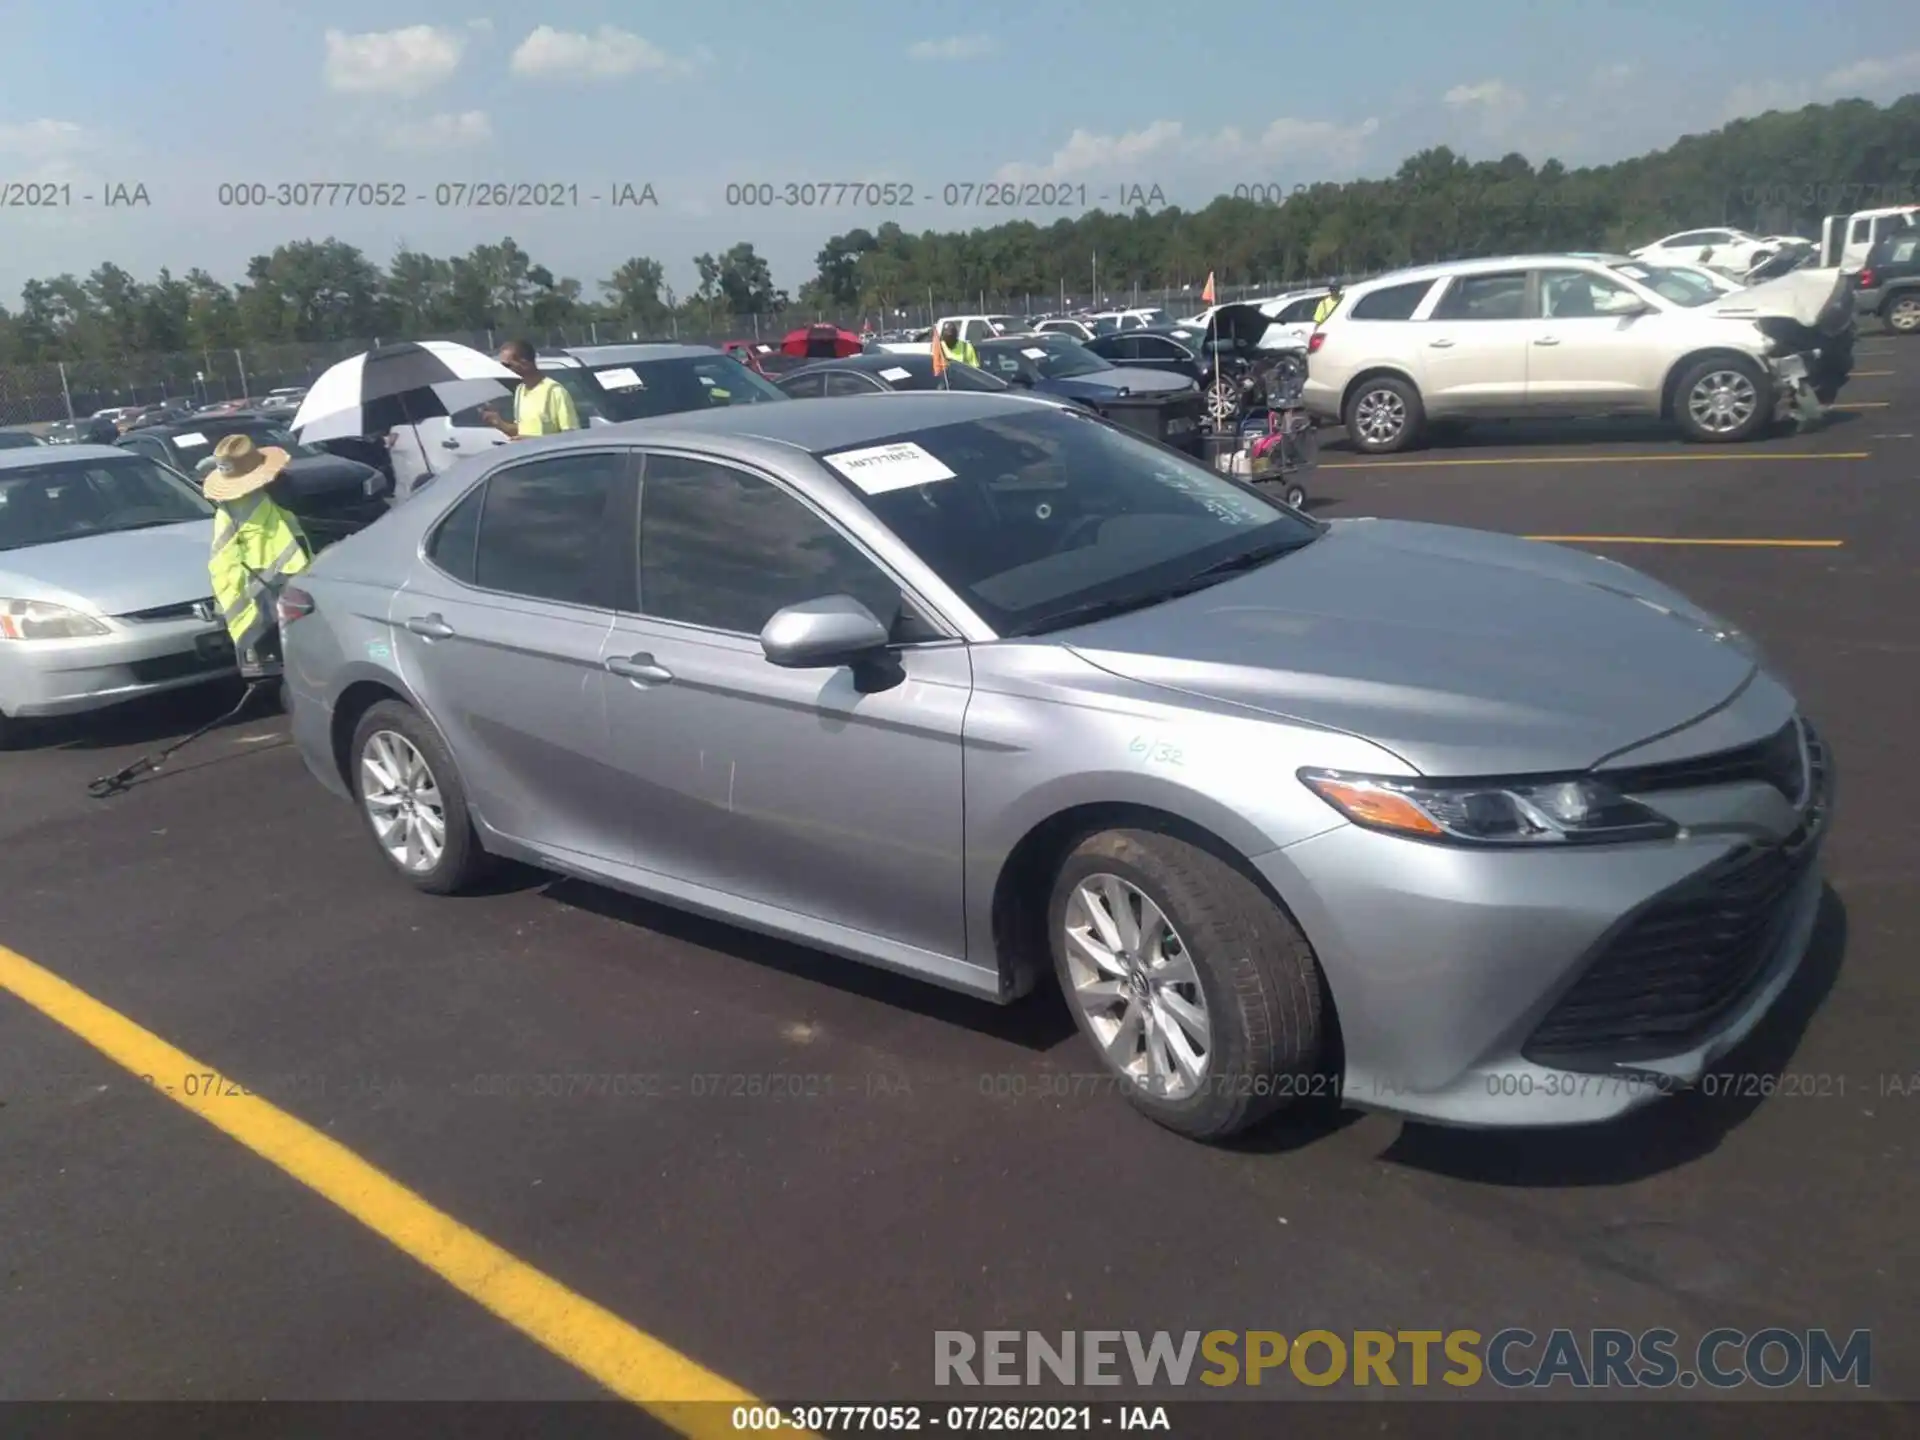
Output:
[
  {"xmin": 1061, "ymin": 518, "xmax": 1758, "ymax": 776},
  {"xmin": 1703, "ymin": 267, "xmax": 1850, "ymax": 331},
  {"xmin": 0, "ymin": 520, "xmax": 214, "ymax": 615},
  {"xmin": 1045, "ymin": 368, "xmax": 1195, "ymax": 398}
]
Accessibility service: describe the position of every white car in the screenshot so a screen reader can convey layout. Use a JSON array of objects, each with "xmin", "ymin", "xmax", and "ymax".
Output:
[
  {"xmin": 1182, "ymin": 290, "xmax": 1329, "ymax": 351},
  {"xmin": 1299, "ymin": 254, "xmax": 1856, "ymax": 452},
  {"xmin": 1630, "ymin": 227, "xmax": 1778, "ymax": 276},
  {"xmin": 872, "ymin": 315, "xmax": 1031, "ymax": 354},
  {"xmin": 1035, "ymin": 317, "xmax": 1097, "ymax": 341}
]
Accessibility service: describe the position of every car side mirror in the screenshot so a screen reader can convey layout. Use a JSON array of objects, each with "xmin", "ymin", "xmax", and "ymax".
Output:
[{"xmin": 760, "ymin": 594, "xmax": 890, "ymax": 669}]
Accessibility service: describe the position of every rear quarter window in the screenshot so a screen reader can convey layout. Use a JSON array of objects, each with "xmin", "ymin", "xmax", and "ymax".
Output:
[
  {"xmin": 426, "ymin": 481, "xmax": 485, "ymax": 583},
  {"xmin": 1350, "ymin": 281, "xmax": 1435, "ymax": 321}
]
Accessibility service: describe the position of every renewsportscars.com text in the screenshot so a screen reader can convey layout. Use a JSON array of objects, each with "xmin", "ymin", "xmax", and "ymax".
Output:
[{"xmin": 934, "ymin": 1328, "xmax": 1871, "ymax": 1390}]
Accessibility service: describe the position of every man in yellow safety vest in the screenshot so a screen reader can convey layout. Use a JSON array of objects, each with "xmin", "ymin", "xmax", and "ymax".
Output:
[
  {"xmin": 203, "ymin": 433, "xmax": 311, "ymax": 678},
  {"xmin": 1312, "ymin": 280, "xmax": 1344, "ymax": 326},
  {"xmin": 939, "ymin": 322, "xmax": 979, "ymax": 369}
]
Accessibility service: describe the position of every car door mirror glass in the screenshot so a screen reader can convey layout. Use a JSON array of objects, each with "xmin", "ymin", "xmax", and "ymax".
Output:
[{"xmin": 760, "ymin": 595, "xmax": 890, "ymax": 668}]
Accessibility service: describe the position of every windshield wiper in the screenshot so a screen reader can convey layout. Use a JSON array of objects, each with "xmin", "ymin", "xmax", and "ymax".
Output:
[
  {"xmin": 1014, "ymin": 535, "xmax": 1317, "ymax": 636},
  {"xmin": 1164, "ymin": 534, "xmax": 1318, "ymax": 591}
]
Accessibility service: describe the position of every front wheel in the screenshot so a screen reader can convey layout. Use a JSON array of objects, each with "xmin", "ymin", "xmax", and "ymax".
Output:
[
  {"xmin": 1284, "ymin": 484, "xmax": 1307, "ymax": 509},
  {"xmin": 1047, "ymin": 829, "xmax": 1327, "ymax": 1142},
  {"xmin": 350, "ymin": 700, "xmax": 491, "ymax": 894},
  {"xmin": 1674, "ymin": 355, "xmax": 1770, "ymax": 443},
  {"xmin": 1885, "ymin": 293, "xmax": 1920, "ymax": 335},
  {"xmin": 1342, "ymin": 376, "xmax": 1424, "ymax": 453}
]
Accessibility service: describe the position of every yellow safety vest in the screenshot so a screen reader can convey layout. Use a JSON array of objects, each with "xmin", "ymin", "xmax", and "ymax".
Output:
[
  {"xmin": 1313, "ymin": 294, "xmax": 1339, "ymax": 325},
  {"xmin": 210, "ymin": 493, "xmax": 311, "ymax": 653},
  {"xmin": 942, "ymin": 339, "xmax": 978, "ymax": 368}
]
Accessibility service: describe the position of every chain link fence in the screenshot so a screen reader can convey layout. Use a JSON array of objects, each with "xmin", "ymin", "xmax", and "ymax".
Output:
[{"xmin": 0, "ymin": 278, "xmax": 1303, "ymax": 430}]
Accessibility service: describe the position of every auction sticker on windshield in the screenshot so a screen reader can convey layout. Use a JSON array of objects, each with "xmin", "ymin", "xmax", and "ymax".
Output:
[
  {"xmin": 821, "ymin": 441, "xmax": 956, "ymax": 495},
  {"xmin": 879, "ymin": 367, "xmax": 912, "ymax": 382},
  {"xmin": 174, "ymin": 432, "xmax": 208, "ymax": 447},
  {"xmin": 594, "ymin": 367, "xmax": 644, "ymax": 391},
  {"xmin": 1023, "ymin": 348, "xmax": 1048, "ymax": 359}
]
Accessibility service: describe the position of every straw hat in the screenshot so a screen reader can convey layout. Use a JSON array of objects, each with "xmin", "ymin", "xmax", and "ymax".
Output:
[{"xmin": 202, "ymin": 433, "xmax": 291, "ymax": 502}]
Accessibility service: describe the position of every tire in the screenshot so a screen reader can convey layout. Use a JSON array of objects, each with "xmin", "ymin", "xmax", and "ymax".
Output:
[
  {"xmin": 1046, "ymin": 828, "xmax": 1326, "ymax": 1142},
  {"xmin": 1284, "ymin": 484, "xmax": 1307, "ymax": 510},
  {"xmin": 1885, "ymin": 293, "xmax": 1920, "ymax": 335},
  {"xmin": 349, "ymin": 699, "xmax": 491, "ymax": 894},
  {"xmin": 1673, "ymin": 355, "xmax": 1771, "ymax": 443},
  {"xmin": 1341, "ymin": 375, "xmax": 1424, "ymax": 454}
]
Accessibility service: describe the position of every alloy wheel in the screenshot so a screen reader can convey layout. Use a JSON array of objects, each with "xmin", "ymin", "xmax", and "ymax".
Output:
[
  {"xmin": 1351, "ymin": 387, "xmax": 1407, "ymax": 446},
  {"xmin": 360, "ymin": 729, "xmax": 446, "ymax": 874},
  {"xmin": 1061, "ymin": 873, "xmax": 1213, "ymax": 1100},
  {"xmin": 1686, "ymin": 369, "xmax": 1759, "ymax": 434},
  {"xmin": 1889, "ymin": 296, "xmax": 1920, "ymax": 333}
]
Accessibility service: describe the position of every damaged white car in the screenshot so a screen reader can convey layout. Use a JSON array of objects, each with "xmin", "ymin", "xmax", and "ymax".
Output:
[{"xmin": 1299, "ymin": 253, "xmax": 1855, "ymax": 451}]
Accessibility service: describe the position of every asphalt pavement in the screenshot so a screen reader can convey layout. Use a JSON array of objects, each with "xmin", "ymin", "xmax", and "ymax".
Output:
[{"xmin": 3, "ymin": 336, "xmax": 1917, "ymax": 1425}]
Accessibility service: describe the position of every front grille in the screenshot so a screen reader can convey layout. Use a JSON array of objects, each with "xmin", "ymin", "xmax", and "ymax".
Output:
[
  {"xmin": 120, "ymin": 598, "xmax": 216, "ymax": 623},
  {"xmin": 1523, "ymin": 722, "xmax": 1830, "ymax": 1067},
  {"xmin": 129, "ymin": 644, "xmax": 233, "ymax": 684},
  {"xmin": 1601, "ymin": 719, "xmax": 1805, "ymax": 800}
]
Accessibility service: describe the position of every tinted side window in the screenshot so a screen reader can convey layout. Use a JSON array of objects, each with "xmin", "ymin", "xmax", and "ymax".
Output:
[
  {"xmin": 427, "ymin": 481, "xmax": 486, "ymax": 584},
  {"xmin": 639, "ymin": 455, "xmax": 903, "ymax": 635},
  {"xmin": 1350, "ymin": 281, "xmax": 1433, "ymax": 320},
  {"xmin": 1107, "ymin": 336, "xmax": 1143, "ymax": 359},
  {"xmin": 1277, "ymin": 298, "xmax": 1322, "ymax": 323},
  {"xmin": 1431, "ymin": 272, "xmax": 1528, "ymax": 320},
  {"xmin": 826, "ymin": 371, "xmax": 881, "ymax": 397},
  {"xmin": 780, "ymin": 373, "xmax": 827, "ymax": 398},
  {"xmin": 472, "ymin": 453, "xmax": 626, "ymax": 607}
]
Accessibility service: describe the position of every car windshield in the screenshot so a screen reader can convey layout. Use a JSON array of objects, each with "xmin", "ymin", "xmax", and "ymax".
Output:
[
  {"xmin": 553, "ymin": 356, "xmax": 788, "ymax": 422},
  {"xmin": 871, "ymin": 361, "xmax": 1008, "ymax": 392},
  {"xmin": 811, "ymin": 407, "xmax": 1320, "ymax": 636},
  {"xmin": 1132, "ymin": 309, "xmax": 1171, "ymax": 326},
  {"xmin": 168, "ymin": 420, "xmax": 323, "ymax": 459},
  {"xmin": 0, "ymin": 432, "xmax": 42, "ymax": 449},
  {"xmin": 0, "ymin": 454, "xmax": 212, "ymax": 552},
  {"xmin": 986, "ymin": 316, "xmax": 1026, "ymax": 334},
  {"xmin": 1610, "ymin": 262, "xmax": 1721, "ymax": 307},
  {"xmin": 977, "ymin": 336, "xmax": 1113, "ymax": 381}
]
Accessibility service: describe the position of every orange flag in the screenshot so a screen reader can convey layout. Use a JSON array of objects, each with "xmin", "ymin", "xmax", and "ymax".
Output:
[
  {"xmin": 1201, "ymin": 271, "xmax": 1216, "ymax": 306},
  {"xmin": 930, "ymin": 327, "xmax": 947, "ymax": 378}
]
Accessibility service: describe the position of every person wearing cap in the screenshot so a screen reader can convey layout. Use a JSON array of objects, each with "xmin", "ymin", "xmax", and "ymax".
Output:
[
  {"xmin": 1312, "ymin": 280, "xmax": 1344, "ymax": 327},
  {"xmin": 203, "ymin": 433, "xmax": 311, "ymax": 679},
  {"xmin": 480, "ymin": 338, "xmax": 582, "ymax": 439}
]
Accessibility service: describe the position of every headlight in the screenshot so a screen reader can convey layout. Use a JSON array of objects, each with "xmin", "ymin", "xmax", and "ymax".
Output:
[
  {"xmin": 0, "ymin": 598, "xmax": 112, "ymax": 640},
  {"xmin": 1299, "ymin": 769, "xmax": 1678, "ymax": 846}
]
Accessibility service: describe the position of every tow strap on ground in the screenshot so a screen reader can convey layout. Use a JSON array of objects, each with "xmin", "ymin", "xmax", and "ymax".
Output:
[{"xmin": 86, "ymin": 680, "xmax": 270, "ymax": 799}]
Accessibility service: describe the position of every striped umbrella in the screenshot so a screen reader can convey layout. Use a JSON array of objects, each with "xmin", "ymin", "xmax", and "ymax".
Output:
[{"xmin": 291, "ymin": 341, "xmax": 515, "ymax": 443}]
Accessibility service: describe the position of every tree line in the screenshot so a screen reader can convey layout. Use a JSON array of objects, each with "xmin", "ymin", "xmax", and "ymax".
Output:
[{"xmin": 1, "ymin": 94, "xmax": 1914, "ymax": 364}]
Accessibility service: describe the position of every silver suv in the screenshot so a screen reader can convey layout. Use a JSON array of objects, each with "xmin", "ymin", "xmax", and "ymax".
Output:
[{"xmin": 1299, "ymin": 254, "xmax": 1856, "ymax": 452}]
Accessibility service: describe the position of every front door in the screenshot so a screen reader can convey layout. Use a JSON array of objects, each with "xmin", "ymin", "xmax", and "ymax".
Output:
[
  {"xmin": 1523, "ymin": 268, "xmax": 1667, "ymax": 412},
  {"xmin": 391, "ymin": 448, "xmax": 635, "ymax": 860},
  {"xmin": 599, "ymin": 450, "xmax": 971, "ymax": 963},
  {"xmin": 1415, "ymin": 269, "xmax": 1532, "ymax": 412}
]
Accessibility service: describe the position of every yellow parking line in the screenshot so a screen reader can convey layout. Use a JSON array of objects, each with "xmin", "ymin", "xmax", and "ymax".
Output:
[
  {"xmin": 1322, "ymin": 452, "xmax": 1871, "ymax": 469},
  {"xmin": 0, "ymin": 942, "xmax": 798, "ymax": 1440},
  {"xmin": 1524, "ymin": 536, "xmax": 1844, "ymax": 547},
  {"xmin": 1834, "ymin": 402, "xmax": 1890, "ymax": 409},
  {"xmin": 1852, "ymin": 370, "xmax": 1894, "ymax": 376}
]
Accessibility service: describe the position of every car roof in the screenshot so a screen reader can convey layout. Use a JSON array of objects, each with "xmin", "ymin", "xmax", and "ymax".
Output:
[
  {"xmin": 539, "ymin": 343, "xmax": 723, "ymax": 367},
  {"xmin": 0, "ymin": 442, "xmax": 129, "ymax": 471},
  {"xmin": 1347, "ymin": 254, "xmax": 1612, "ymax": 292},
  {"xmin": 787, "ymin": 352, "xmax": 934, "ymax": 374},
  {"xmin": 127, "ymin": 414, "xmax": 277, "ymax": 436}
]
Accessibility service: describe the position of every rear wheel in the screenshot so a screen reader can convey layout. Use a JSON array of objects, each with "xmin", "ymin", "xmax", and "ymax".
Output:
[
  {"xmin": 1886, "ymin": 293, "xmax": 1920, "ymax": 335},
  {"xmin": 1284, "ymin": 483, "xmax": 1307, "ymax": 509},
  {"xmin": 1342, "ymin": 376, "xmax": 1424, "ymax": 453},
  {"xmin": 1674, "ymin": 356, "xmax": 1770, "ymax": 443},
  {"xmin": 1047, "ymin": 829, "xmax": 1327, "ymax": 1142},
  {"xmin": 350, "ymin": 700, "xmax": 490, "ymax": 894}
]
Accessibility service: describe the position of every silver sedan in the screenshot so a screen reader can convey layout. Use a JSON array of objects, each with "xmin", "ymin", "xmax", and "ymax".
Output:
[
  {"xmin": 280, "ymin": 393, "xmax": 1831, "ymax": 1142},
  {"xmin": 1, "ymin": 445, "xmax": 232, "ymax": 747}
]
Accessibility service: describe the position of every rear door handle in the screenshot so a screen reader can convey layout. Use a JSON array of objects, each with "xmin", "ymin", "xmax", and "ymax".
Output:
[
  {"xmin": 1533, "ymin": 336, "xmax": 1561, "ymax": 346},
  {"xmin": 440, "ymin": 438, "xmax": 461, "ymax": 449},
  {"xmin": 1428, "ymin": 338, "xmax": 1454, "ymax": 348},
  {"xmin": 405, "ymin": 614, "xmax": 454, "ymax": 639},
  {"xmin": 606, "ymin": 653, "xmax": 674, "ymax": 684}
]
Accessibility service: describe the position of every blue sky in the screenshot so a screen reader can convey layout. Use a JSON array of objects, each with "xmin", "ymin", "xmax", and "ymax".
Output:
[{"xmin": 2, "ymin": 0, "xmax": 1917, "ymax": 303}]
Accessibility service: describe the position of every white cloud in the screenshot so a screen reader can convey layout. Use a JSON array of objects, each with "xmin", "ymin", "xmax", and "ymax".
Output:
[
  {"xmin": 509, "ymin": 25, "xmax": 696, "ymax": 79},
  {"xmin": 386, "ymin": 110, "xmax": 493, "ymax": 152},
  {"xmin": 0, "ymin": 119, "xmax": 89, "ymax": 155},
  {"xmin": 1443, "ymin": 79, "xmax": 1527, "ymax": 113},
  {"xmin": 908, "ymin": 34, "xmax": 996, "ymax": 61},
  {"xmin": 995, "ymin": 116, "xmax": 1381, "ymax": 183},
  {"xmin": 1724, "ymin": 49, "xmax": 1920, "ymax": 119},
  {"xmin": 323, "ymin": 26, "xmax": 465, "ymax": 93}
]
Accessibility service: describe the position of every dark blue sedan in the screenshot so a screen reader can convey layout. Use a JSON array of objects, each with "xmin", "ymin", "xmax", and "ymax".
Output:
[{"xmin": 972, "ymin": 335, "xmax": 1205, "ymax": 455}]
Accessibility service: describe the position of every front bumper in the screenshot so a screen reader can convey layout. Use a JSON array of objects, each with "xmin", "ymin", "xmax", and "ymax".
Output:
[
  {"xmin": 1256, "ymin": 735, "xmax": 1830, "ymax": 1128},
  {"xmin": 0, "ymin": 618, "xmax": 235, "ymax": 719}
]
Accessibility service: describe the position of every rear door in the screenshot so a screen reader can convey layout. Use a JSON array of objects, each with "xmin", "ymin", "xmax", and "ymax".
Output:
[
  {"xmin": 1414, "ymin": 270, "xmax": 1532, "ymax": 412},
  {"xmin": 598, "ymin": 450, "xmax": 971, "ymax": 962},
  {"xmin": 391, "ymin": 448, "xmax": 635, "ymax": 860}
]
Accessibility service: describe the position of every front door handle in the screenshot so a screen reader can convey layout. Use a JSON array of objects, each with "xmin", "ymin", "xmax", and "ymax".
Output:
[
  {"xmin": 1533, "ymin": 336, "xmax": 1561, "ymax": 346},
  {"xmin": 1428, "ymin": 338, "xmax": 1454, "ymax": 348},
  {"xmin": 405, "ymin": 614, "xmax": 454, "ymax": 639},
  {"xmin": 440, "ymin": 437, "xmax": 461, "ymax": 449},
  {"xmin": 606, "ymin": 653, "xmax": 674, "ymax": 684}
]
